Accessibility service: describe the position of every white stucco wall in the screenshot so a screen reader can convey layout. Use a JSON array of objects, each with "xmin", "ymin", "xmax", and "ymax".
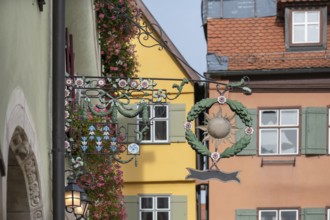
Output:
[
  {"xmin": 66, "ymin": 0, "xmax": 101, "ymax": 76},
  {"xmin": 0, "ymin": 0, "xmax": 52, "ymax": 219},
  {"xmin": 0, "ymin": 0, "xmax": 101, "ymax": 218}
]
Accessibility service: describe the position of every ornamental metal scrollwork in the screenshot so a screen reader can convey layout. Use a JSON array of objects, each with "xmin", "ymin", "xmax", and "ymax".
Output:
[
  {"xmin": 185, "ymin": 77, "xmax": 253, "ymax": 183},
  {"xmin": 65, "ymin": 76, "xmax": 189, "ymax": 168}
]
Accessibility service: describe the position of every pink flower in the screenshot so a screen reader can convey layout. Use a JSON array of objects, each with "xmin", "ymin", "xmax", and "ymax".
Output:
[
  {"xmin": 118, "ymin": 79, "xmax": 127, "ymax": 88},
  {"xmin": 65, "ymin": 78, "xmax": 72, "ymax": 86},
  {"xmin": 99, "ymin": 13, "xmax": 105, "ymax": 19},
  {"xmin": 140, "ymin": 79, "xmax": 149, "ymax": 89},
  {"xmin": 211, "ymin": 152, "xmax": 220, "ymax": 162},
  {"xmin": 130, "ymin": 80, "xmax": 138, "ymax": 88},
  {"xmin": 184, "ymin": 122, "xmax": 192, "ymax": 130},
  {"xmin": 110, "ymin": 66, "xmax": 119, "ymax": 71},
  {"xmin": 245, "ymin": 127, "xmax": 254, "ymax": 135},
  {"xmin": 75, "ymin": 78, "xmax": 84, "ymax": 87},
  {"xmin": 97, "ymin": 182, "xmax": 104, "ymax": 188},
  {"xmin": 64, "ymin": 141, "xmax": 71, "ymax": 151},
  {"xmin": 98, "ymin": 79, "xmax": 106, "ymax": 87},
  {"xmin": 217, "ymin": 95, "xmax": 226, "ymax": 104}
]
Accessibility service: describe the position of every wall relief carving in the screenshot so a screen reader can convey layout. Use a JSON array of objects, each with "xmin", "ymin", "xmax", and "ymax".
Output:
[{"xmin": 9, "ymin": 126, "xmax": 43, "ymax": 218}]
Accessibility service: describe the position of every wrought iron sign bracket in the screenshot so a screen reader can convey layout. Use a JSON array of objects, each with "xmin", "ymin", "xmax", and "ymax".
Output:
[{"xmin": 37, "ymin": 0, "xmax": 46, "ymax": 12}]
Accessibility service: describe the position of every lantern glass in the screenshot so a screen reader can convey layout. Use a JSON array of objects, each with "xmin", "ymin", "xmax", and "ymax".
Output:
[
  {"xmin": 74, "ymin": 200, "xmax": 89, "ymax": 215},
  {"xmin": 65, "ymin": 190, "xmax": 81, "ymax": 208},
  {"xmin": 74, "ymin": 192, "xmax": 90, "ymax": 216}
]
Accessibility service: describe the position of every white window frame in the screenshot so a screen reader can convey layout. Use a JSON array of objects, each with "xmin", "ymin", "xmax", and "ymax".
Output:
[
  {"xmin": 259, "ymin": 109, "xmax": 299, "ymax": 156},
  {"xmin": 259, "ymin": 209, "xmax": 298, "ymax": 220},
  {"xmin": 139, "ymin": 195, "xmax": 171, "ymax": 220},
  {"xmin": 137, "ymin": 104, "xmax": 169, "ymax": 143},
  {"xmin": 327, "ymin": 208, "xmax": 330, "ymax": 220},
  {"xmin": 292, "ymin": 10, "xmax": 321, "ymax": 44}
]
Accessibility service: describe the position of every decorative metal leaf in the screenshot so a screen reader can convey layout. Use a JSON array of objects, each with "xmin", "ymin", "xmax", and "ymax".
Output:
[{"xmin": 185, "ymin": 129, "xmax": 211, "ymax": 156}]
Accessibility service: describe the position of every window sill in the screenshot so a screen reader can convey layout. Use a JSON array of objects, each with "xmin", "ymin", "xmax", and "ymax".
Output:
[
  {"xmin": 285, "ymin": 45, "xmax": 326, "ymax": 52},
  {"xmin": 140, "ymin": 141, "xmax": 170, "ymax": 145},
  {"xmin": 261, "ymin": 157, "xmax": 296, "ymax": 167}
]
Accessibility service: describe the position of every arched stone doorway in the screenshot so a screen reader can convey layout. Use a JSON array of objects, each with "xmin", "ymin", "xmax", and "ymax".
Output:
[
  {"xmin": 0, "ymin": 88, "xmax": 47, "ymax": 219},
  {"xmin": 6, "ymin": 126, "xmax": 43, "ymax": 220}
]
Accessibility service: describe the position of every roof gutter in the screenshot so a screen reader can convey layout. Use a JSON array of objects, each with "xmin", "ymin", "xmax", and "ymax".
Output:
[{"xmin": 204, "ymin": 67, "xmax": 330, "ymax": 78}]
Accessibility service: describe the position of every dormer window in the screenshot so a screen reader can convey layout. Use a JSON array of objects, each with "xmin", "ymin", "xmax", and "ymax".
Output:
[
  {"xmin": 292, "ymin": 10, "xmax": 320, "ymax": 44},
  {"xmin": 285, "ymin": 7, "xmax": 327, "ymax": 51}
]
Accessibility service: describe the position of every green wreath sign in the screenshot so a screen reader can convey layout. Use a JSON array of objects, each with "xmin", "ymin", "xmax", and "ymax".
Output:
[{"xmin": 185, "ymin": 97, "xmax": 253, "ymax": 159}]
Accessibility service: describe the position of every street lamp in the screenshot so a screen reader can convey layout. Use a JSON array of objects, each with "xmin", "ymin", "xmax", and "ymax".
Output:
[
  {"xmin": 74, "ymin": 191, "xmax": 90, "ymax": 219},
  {"xmin": 64, "ymin": 180, "xmax": 84, "ymax": 211},
  {"xmin": 64, "ymin": 169, "xmax": 92, "ymax": 219}
]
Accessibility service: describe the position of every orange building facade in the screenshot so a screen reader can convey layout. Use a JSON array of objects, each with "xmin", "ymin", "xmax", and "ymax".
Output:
[{"xmin": 202, "ymin": 0, "xmax": 330, "ymax": 219}]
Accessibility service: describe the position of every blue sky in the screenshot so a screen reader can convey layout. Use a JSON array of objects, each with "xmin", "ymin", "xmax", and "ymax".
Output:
[{"xmin": 142, "ymin": 0, "xmax": 207, "ymax": 76}]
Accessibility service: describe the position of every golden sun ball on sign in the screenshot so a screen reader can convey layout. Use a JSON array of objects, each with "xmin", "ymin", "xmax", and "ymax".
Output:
[{"xmin": 198, "ymin": 108, "xmax": 237, "ymax": 147}]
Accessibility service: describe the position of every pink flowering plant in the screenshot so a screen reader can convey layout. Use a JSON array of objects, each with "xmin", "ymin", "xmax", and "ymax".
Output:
[
  {"xmin": 94, "ymin": 0, "xmax": 141, "ymax": 78},
  {"xmin": 66, "ymin": 1, "xmax": 143, "ymax": 218},
  {"xmin": 68, "ymin": 107, "xmax": 127, "ymax": 220}
]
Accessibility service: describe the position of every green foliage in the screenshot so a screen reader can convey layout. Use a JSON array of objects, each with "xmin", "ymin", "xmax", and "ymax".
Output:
[
  {"xmin": 226, "ymin": 99, "xmax": 253, "ymax": 127},
  {"xmin": 220, "ymin": 135, "xmax": 251, "ymax": 158},
  {"xmin": 68, "ymin": 107, "xmax": 127, "ymax": 220},
  {"xmin": 187, "ymin": 98, "xmax": 218, "ymax": 122},
  {"xmin": 185, "ymin": 129, "xmax": 211, "ymax": 156},
  {"xmin": 94, "ymin": 0, "xmax": 141, "ymax": 78}
]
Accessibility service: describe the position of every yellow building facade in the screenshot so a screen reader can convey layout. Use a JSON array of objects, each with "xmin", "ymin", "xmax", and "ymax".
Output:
[{"xmin": 122, "ymin": 1, "xmax": 199, "ymax": 220}]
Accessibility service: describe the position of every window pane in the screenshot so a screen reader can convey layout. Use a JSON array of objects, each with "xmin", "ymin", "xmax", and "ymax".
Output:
[
  {"xmin": 260, "ymin": 211, "xmax": 277, "ymax": 220},
  {"xmin": 141, "ymin": 197, "xmax": 153, "ymax": 209},
  {"xmin": 280, "ymin": 129, "xmax": 298, "ymax": 154},
  {"xmin": 260, "ymin": 129, "xmax": 278, "ymax": 154},
  {"xmin": 307, "ymin": 24, "xmax": 320, "ymax": 43},
  {"xmin": 141, "ymin": 212, "xmax": 153, "ymax": 220},
  {"xmin": 155, "ymin": 121, "xmax": 167, "ymax": 141},
  {"xmin": 157, "ymin": 212, "xmax": 169, "ymax": 220},
  {"xmin": 307, "ymin": 11, "xmax": 320, "ymax": 22},
  {"xmin": 154, "ymin": 106, "xmax": 167, "ymax": 118},
  {"xmin": 261, "ymin": 110, "xmax": 278, "ymax": 126},
  {"xmin": 157, "ymin": 197, "xmax": 169, "ymax": 209},
  {"xmin": 139, "ymin": 122, "xmax": 151, "ymax": 141},
  {"xmin": 293, "ymin": 25, "xmax": 305, "ymax": 43},
  {"xmin": 280, "ymin": 210, "xmax": 297, "ymax": 220},
  {"xmin": 280, "ymin": 110, "xmax": 298, "ymax": 125},
  {"xmin": 293, "ymin": 12, "xmax": 305, "ymax": 23}
]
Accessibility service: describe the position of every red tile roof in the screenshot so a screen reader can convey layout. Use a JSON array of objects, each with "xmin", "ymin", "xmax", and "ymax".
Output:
[{"xmin": 207, "ymin": 17, "xmax": 330, "ymax": 71}]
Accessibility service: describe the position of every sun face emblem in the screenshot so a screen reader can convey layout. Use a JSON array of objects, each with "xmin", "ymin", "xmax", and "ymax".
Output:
[{"xmin": 198, "ymin": 108, "xmax": 236, "ymax": 148}]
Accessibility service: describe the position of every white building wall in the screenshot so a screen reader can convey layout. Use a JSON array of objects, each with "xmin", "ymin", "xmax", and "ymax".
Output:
[
  {"xmin": 0, "ymin": 0, "xmax": 52, "ymax": 219},
  {"xmin": 66, "ymin": 0, "xmax": 101, "ymax": 76}
]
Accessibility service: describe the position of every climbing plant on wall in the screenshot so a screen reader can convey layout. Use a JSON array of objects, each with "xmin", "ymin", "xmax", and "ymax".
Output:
[
  {"xmin": 94, "ymin": 0, "xmax": 141, "ymax": 78},
  {"xmin": 65, "ymin": 1, "xmax": 142, "ymax": 219}
]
